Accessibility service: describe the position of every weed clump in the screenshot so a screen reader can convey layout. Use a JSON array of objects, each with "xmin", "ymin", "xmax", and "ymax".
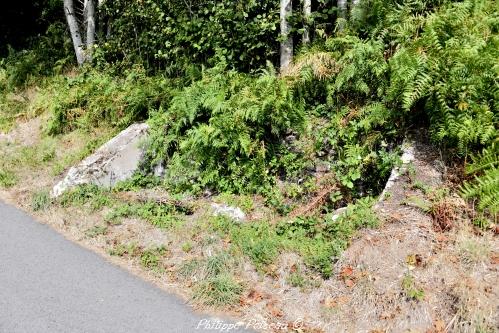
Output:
[
  {"xmin": 0, "ymin": 169, "xmax": 17, "ymax": 188},
  {"xmin": 31, "ymin": 190, "xmax": 51, "ymax": 211}
]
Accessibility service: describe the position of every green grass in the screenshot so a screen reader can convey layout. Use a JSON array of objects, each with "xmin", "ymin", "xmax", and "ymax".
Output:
[
  {"xmin": 109, "ymin": 242, "xmax": 140, "ymax": 257},
  {"xmin": 0, "ymin": 169, "xmax": 17, "ymax": 188},
  {"xmin": 105, "ymin": 201, "xmax": 185, "ymax": 229},
  {"xmin": 193, "ymin": 274, "xmax": 243, "ymax": 307},
  {"xmin": 181, "ymin": 242, "xmax": 193, "ymax": 253},
  {"xmin": 287, "ymin": 270, "xmax": 307, "ymax": 288},
  {"xmin": 178, "ymin": 251, "xmax": 243, "ymax": 307},
  {"xmin": 58, "ymin": 185, "xmax": 112, "ymax": 211},
  {"xmin": 85, "ymin": 225, "xmax": 108, "ymax": 238},
  {"xmin": 140, "ymin": 246, "xmax": 167, "ymax": 270},
  {"xmin": 207, "ymin": 197, "xmax": 379, "ymax": 278},
  {"xmin": 31, "ymin": 190, "xmax": 51, "ymax": 211}
]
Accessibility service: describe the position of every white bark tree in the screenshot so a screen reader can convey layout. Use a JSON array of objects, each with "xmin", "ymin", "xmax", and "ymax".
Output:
[
  {"xmin": 280, "ymin": 0, "xmax": 293, "ymax": 71},
  {"xmin": 303, "ymin": 0, "xmax": 312, "ymax": 44},
  {"xmin": 337, "ymin": 0, "xmax": 348, "ymax": 31},
  {"xmin": 85, "ymin": 0, "xmax": 96, "ymax": 57},
  {"xmin": 64, "ymin": 0, "xmax": 86, "ymax": 65},
  {"xmin": 64, "ymin": 0, "xmax": 97, "ymax": 65}
]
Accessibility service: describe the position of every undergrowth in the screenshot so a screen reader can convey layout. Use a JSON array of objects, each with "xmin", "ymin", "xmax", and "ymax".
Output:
[{"xmin": 211, "ymin": 197, "xmax": 379, "ymax": 278}]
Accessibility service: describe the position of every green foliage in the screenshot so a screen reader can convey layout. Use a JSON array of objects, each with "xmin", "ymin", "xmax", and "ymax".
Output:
[
  {"xmin": 179, "ymin": 251, "xmax": 243, "ymax": 307},
  {"xmin": 193, "ymin": 274, "xmax": 243, "ymax": 307},
  {"xmin": 31, "ymin": 190, "xmax": 52, "ymax": 211},
  {"xmin": 58, "ymin": 185, "xmax": 112, "ymax": 211},
  {"xmin": 113, "ymin": 173, "xmax": 162, "ymax": 192},
  {"xmin": 0, "ymin": 169, "xmax": 17, "ymax": 188},
  {"xmin": 462, "ymin": 142, "xmax": 499, "ymax": 214},
  {"xmin": 401, "ymin": 273, "xmax": 425, "ymax": 301},
  {"xmin": 85, "ymin": 225, "xmax": 108, "ymax": 238},
  {"xmin": 106, "ymin": 201, "xmax": 184, "ymax": 229},
  {"xmin": 383, "ymin": 0, "xmax": 498, "ymax": 153},
  {"xmin": 299, "ymin": 0, "xmax": 498, "ymax": 209},
  {"xmin": 287, "ymin": 270, "xmax": 307, "ymax": 288},
  {"xmin": 146, "ymin": 64, "xmax": 305, "ymax": 194},
  {"xmin": 0, "ymin": 22, "xmax": 73, "ymax": 90},
  {"xmin": 109, "ymin": 242, "xmax": 140, "ymax": 257},
  {"xmin": 140, "ymin": 246, "xmax": 167, "ymax": 270},
  {"xmin": 210, "ymin": 197, "xmax": 378, "ymax": 278},
  {"xmin": 100, "ymin": 0, "xmax": 279, "ymax": 73},
  {"xmin": 35, "ymin": 67, "xmax": 175, "ymax": 135}
]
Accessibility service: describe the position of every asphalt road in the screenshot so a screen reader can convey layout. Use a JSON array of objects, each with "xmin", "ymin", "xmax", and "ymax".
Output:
[{"xmin": 0, "ymin": 201, "xmax": 249, "ymax": 333}]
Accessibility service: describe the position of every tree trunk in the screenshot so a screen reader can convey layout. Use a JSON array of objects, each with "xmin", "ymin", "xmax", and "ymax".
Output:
[
  {"xmin": 85, "ymin": 0, "xmax": 96, "ymax": 60},
  {"xmin": 303, "ymin": 0, "xmax": 312, "ymax": 44},
  {"xmin": 280, "ymin": 0, "xmax": 293, "ymax": 71},
  {"xmin": 337, "ymin": 0, "xmax": 348, "ymax": 31},
  {"xmin": 64, "ymin": 0, "xmax": 85, "ymax": 65}
]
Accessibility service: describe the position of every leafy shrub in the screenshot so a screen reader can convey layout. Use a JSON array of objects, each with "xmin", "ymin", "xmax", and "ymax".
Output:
[
  {"xmin": 384, "ymin": 0, "xmax": 498, "ymax": 153},
  {"xmin": 0, "ymin": 23, "xmax": 73, "ymax": 90},
  {"xmin": 100, "ymin": 0, "xmax": 279, "ymax": 73},
  {"xmin": 146, "ymin": 64, "xmax": 305, "ymax": 194}
]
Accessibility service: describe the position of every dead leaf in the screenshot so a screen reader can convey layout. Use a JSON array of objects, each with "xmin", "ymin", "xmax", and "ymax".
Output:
[
  {"xmin": 436, "ymin": 234, "xmax": 449, "ymax": 242},
  {"xmin": 406, "ymin": 254, "xmax": 424, "ymax": 268},
  {"xmin": 345, "ymin": 279, "xmax": 355, "ymax": 288},
  {"xmin": 426, "ymin": 319, "xmax": 445, "ymax": 333},
  {"xmin": 323, "ymin": 296, "xmax": 349, "ymax": 308},
  {"xmin": 490, "ymin": 252, "xmax": 499, "ymax": 265},
  {"xmin": 340, "ymin": 266, "xmax": 354, "ymax": 278},
  {"xmin": 266, "ymin": 300, "xmax": 284, "ymax": 318},
  {"xmin": 247, "ymin": 289, "xmax": 264, "ymax": 302}
]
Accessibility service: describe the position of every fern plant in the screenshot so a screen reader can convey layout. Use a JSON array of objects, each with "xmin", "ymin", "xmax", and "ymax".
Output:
[
  {"xmin": 461, "ymin": 142, "xmax": 499, "ymax": 214},
  {"xmin": 145, "ymin": 63, "xmax": 305, "ymax": 194}
]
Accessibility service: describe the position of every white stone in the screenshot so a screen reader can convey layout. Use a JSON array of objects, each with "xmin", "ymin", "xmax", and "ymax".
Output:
[
  {"xmin": 211, "ymin": 203, "xmax": 246, "ymax": 222},
  {"xmin": 378, "ymin": 140, "xmax": 415, "ymax": 201},
  {"xmin": 331, "ymin": 207, "xmax": 348, "ymax": 221},
  {"xmin": 52, "ymin": 123, "xmax": 149, "ymax": 197}
]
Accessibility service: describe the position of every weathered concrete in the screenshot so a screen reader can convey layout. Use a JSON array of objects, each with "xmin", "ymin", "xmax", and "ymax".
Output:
[{"xmin": 52, "ymin": 123, "xmax": 149, "ymax": 197}]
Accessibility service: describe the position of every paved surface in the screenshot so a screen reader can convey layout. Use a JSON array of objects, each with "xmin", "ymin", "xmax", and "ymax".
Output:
[{"xmin": 0, "ymin": 201, "xmax": 249, "ymax": 333}]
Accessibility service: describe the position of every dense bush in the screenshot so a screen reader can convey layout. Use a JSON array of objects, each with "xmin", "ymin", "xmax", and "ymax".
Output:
[
  {"xmin": 0, "ymin": 23, "xmax": 73, "ymax": 90},
  {"xmin": 146, "ymin": 63, "xmax": 305, "ymax": 194},
  {"xmin": 100, "ymin": 0, "xmax": 280, "ymax": 74},
  {"xmin": 291, "ymin": 0, "xmax": 498, "ymax": 210}
]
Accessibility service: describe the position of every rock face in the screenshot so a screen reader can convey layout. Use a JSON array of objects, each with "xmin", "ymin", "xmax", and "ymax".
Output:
[
  {"xmin": 52, "ymin": 123, "xmax": 149, "ymax": 197},
  {"xmin": 211, "ymin": 203, "xmax": 246, "ymax": 222}
]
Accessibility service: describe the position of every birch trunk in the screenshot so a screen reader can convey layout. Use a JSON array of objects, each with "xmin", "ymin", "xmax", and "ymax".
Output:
[
  {"xmin": 85, "ymin": 0, "xmax": 96, "ymax": 60},
  {"xmin": 303, "ymin": 0, "xmax": 312, "ymax": 44},
  {"xmin": 337, "ymin": 0, "xmax": 348, "ymax": 31},
  {"xmin": 64, "ymin": 0, "xmax": 85, "ymax": 65},
  {"xmin": 280, "ymin": 0, "xmax": 293, "ymax": 71}
]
